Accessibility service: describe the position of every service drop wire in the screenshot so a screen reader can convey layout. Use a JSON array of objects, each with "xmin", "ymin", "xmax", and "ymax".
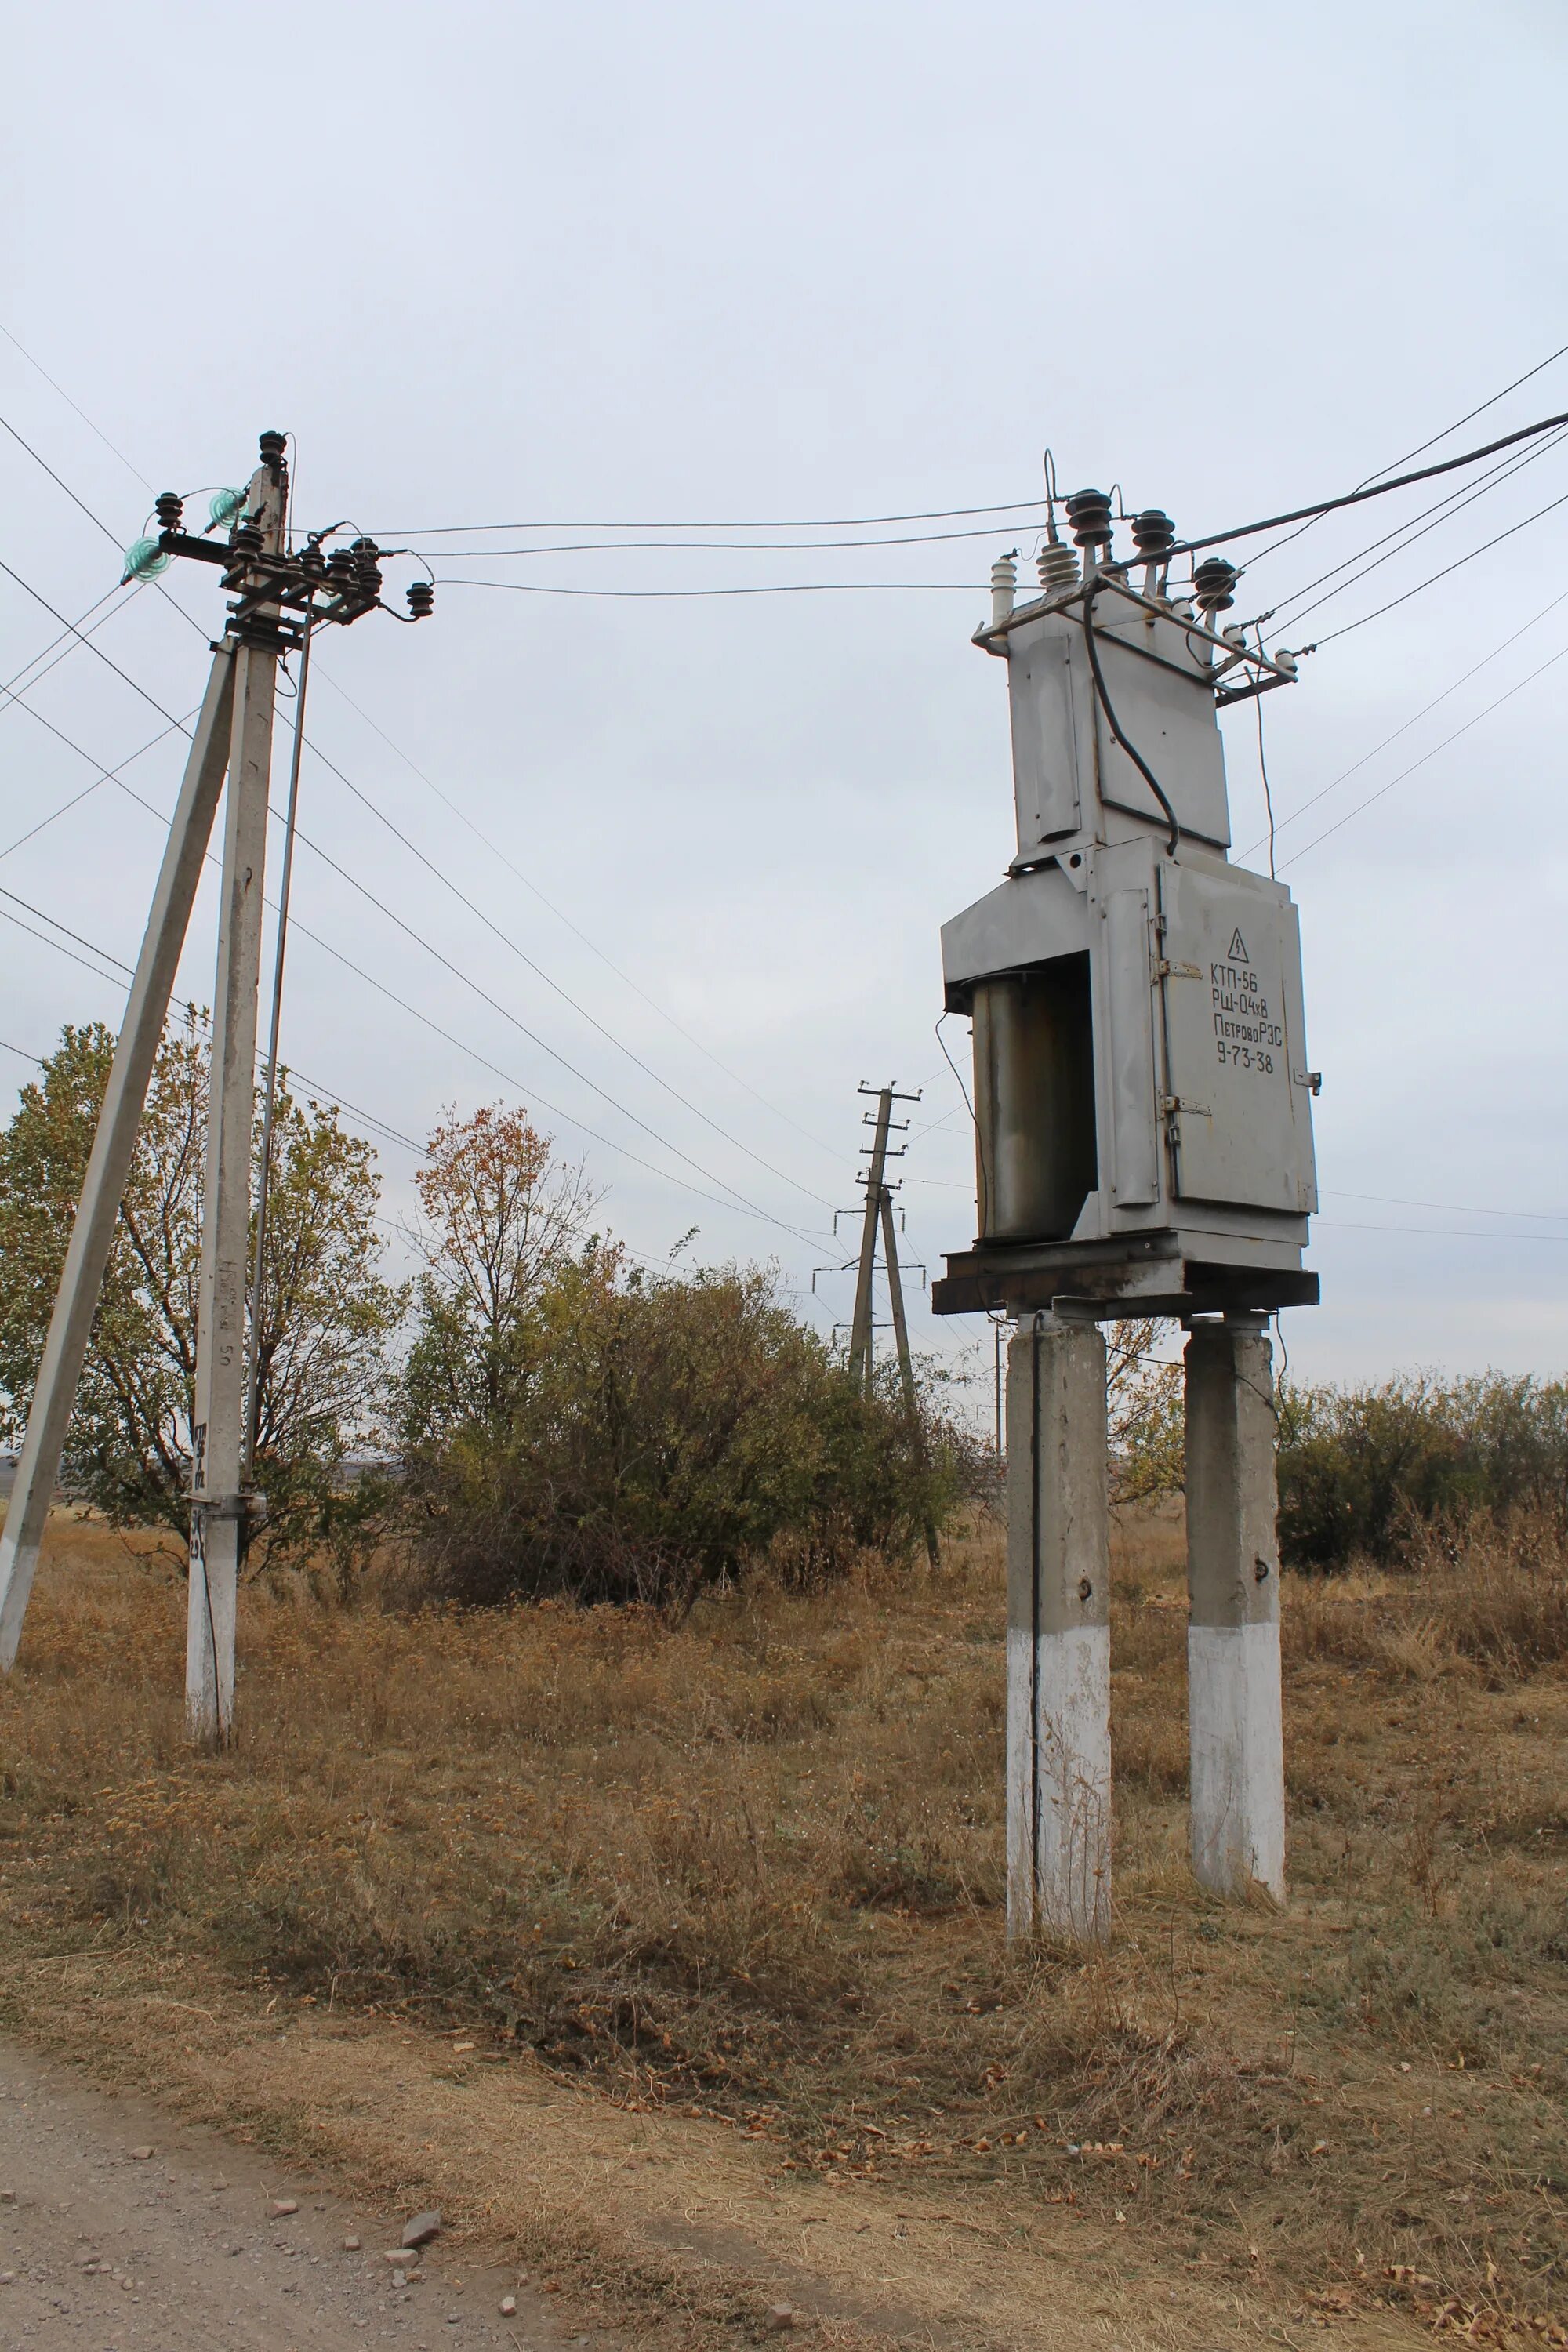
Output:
[{"xmin": 242, "ymin": 619, "xmax": 314, "ymax": 1488}]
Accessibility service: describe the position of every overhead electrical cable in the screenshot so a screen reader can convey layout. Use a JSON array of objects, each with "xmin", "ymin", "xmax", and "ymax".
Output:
[
  {"xmin": 7, "ymin": 681, "xmax": 842, "ymax": 1251},
  {"xmin": 312, "ymin": 663, "xmax": 845, "ymax": 1162},
  {"xmin": 384, "ymin": 496, "xmax": 1058, "ymax": 535},
  {"xmin": 6, "ymin": 860, "xmax": 829, "ymax": 1240},
  {"xmin": 0, "ymin": 580, "xmax": 142, "ymax": 711},
  {"xmin": 0, "ymin": 704, "xmax": 198, "ymax": 860},
  {"xmin": 5, "ymin": 398, "xmax": 840, "ymax": 1178},
  {"xmin": 1239, "ymin": 583, "xmax": 1568, "ymax": 859},
  {"xmin": 0, "ymin": 323, "xmax": 154, "ymax": 489},
  {"xmin": 1300, "ymin": 486, "xmax": 1568, "ymax": 647},
  {"xmin": 1323, "ymin": 1186, "xmax": 1568, "ymax": 1223},
  {"xmin": 1278, "ymin": 638, "xmax": 1568, "ymax": 866},
  {"xmin": 402, "ymin": 522, "xmax": 1064, "ymax": 557},
  {"xmin": 0, "ymin": 558, "xmax": 835, "ymax": 1243},
  {"xmin": 440, "ymin": 576, "xmax": 1003, "ymax": 600},
  {"xmin": 1258, "ymin": 424, "xmax": 1568, "ymax": 630},
  {"xmin": 1157, "ymin": 407, "xmax": 1568, "ymax": 561},
  {"xmin": 1245, "ymin": 336, "xmax": 1568, "ymax": 571},
  {"xmin": 289, "ymin": 712, "xmax": 841, "ymax": 1210}
]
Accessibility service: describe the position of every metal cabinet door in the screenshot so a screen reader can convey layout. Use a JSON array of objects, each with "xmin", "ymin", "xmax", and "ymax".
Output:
[{"xmin": 1156, "ymin": 864, "xmax": 1316, "ymax": 1213}]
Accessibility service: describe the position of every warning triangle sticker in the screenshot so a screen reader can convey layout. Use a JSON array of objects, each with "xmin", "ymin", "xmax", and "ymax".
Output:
[{"xmin": 1227, "ymin": 927, "xmax": 1249, "ymax": 961}]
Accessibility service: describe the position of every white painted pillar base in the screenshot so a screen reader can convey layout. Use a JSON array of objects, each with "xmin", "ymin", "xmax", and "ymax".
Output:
[
  {"xmin": 1006, "ymin": 1312, "xmax": 1111, "ymax": 1943},
  {"xmin": 1184, "ymin": 1315, "xmax": 1285, "ymax": 1904}
]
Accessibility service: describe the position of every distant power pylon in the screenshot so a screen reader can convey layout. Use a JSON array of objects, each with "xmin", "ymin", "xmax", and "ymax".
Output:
[{"xmin": 815, "ymin": 1082, "xmax": 938, "ymax": 1569}]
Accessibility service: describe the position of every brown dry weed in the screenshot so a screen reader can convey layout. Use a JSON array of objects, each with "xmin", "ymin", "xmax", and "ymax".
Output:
[{"xmin": 0, "ymin": 1504, "xmax": 1563, "ymax": 2347}]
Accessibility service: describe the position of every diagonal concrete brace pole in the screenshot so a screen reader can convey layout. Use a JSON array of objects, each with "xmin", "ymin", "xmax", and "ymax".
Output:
[
  {"xmin": 0, "ymin": 646, "xmax": 238, "ymax": 1668},
  {"xmin": 848, "ymin": 1087, "xmax": 894, "ymax": 1392},
  {"xmin": 186, "ymin": 459, "xmax": 286, "ymax": 1747},
  {"xmin": 879, "ymin": 1190, "xmax": 940, "ymax": 1570}
]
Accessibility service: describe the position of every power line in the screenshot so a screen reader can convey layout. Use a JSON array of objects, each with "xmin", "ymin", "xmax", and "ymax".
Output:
[
  {"xmin": 1278, "ymin": 637, "xmax": 1568, "ymax": 866},
  {"xmin": 6, "ymin": 391, "xmax": 844, "ymax": 1179},
  {"xmin": 1245, "ymin": 336, "xmax": 1568, "ymax": 572},
  {"xmin": 440, "ymin": 575, "xmax": 996, "ymax": 600},
  {"xmin": 0, "ymin": 322, "xmax": 154, "ymax": 490},
  {"xmin": 1239, "ymin": 583, "xmax": 1568, "ymax": 860},
  {"xmin": 0, "ymin": 707, "xmax": 195, "ymax": 861},
  {"xmin": 0, "ymin": 1036, "xmax": 42, "ymax": 1065},
  {"xmin": 1318, "ymin": 1218, "xmax": 1568, "ymax": 1243},
  {"xmin": 5, "ymin": 702, "xmax": 840, "ymax": 1249},
  {"xmin": 289, "ymin": 710, "xmax": 841, "ymax": 1212},
  {"xmin": 1161, "ymin": 406, "xmax": 1568, "ymax": 562},
  {"xmin": 385, "ymin": 496, "xmax": 1058, "ymax": 536},
  {"xmin": 1305, "ymin": 485, "xmax": 1568, "ymax": 648},
  {"xmin": 313, "ymin": 664, "xmax": 845, "ymax": 1162},
  {"xmin": 0, "ymin": 547, "xmax": 836, "ymax": 1246},
  {"xmin": 1260, "ymin": 423, "xmax": 1568, "ymax": 633},
  {"xmin": 1323, "ymin": 1186, "xmax": 1568, "ymax": 1224}
]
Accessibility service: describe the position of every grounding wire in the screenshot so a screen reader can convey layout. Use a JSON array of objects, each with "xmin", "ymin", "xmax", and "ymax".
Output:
[
  {"xmin": 311, "ymin": 664, "xmax": 847, "ymax": 1163},
  {"xmin": 0, "ymin": 549, "xmax": 839, "ymax": 1247}
]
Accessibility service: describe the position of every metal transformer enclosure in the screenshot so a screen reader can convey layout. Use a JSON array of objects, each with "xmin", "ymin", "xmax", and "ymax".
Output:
[{"xmin": 934, "ymin": 568, "xmax": 1319, "ymax": 1320}]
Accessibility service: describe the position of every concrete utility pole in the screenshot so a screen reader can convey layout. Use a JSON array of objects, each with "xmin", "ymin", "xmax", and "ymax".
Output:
[
  {"xmin": 838, "ymin": 1083, "xmax": 940, "ymax": 1571},
  {"xmin": 934, "ymin": 483, "xmax": 1319, "ymax": 1940},
  {"xmin": 0, "ymin": 434, "xmax": 430, "ymax": 1738}
]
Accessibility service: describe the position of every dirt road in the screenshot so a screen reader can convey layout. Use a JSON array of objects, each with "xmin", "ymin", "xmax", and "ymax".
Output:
[{"xmin": 0, "ymin": 2039, "xmax": 557, "ymax": 2350}]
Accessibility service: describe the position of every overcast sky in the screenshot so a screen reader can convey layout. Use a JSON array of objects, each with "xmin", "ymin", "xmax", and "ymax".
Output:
[{"xmin": 5, "ymin": 1, "xmax": 1568, "ymax": 1404}]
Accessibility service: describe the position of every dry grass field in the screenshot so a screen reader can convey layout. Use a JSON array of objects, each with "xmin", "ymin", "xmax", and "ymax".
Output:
[{"xmin": 0, "ymin": 1504, "xmax": 1563, "ymax": 2351}]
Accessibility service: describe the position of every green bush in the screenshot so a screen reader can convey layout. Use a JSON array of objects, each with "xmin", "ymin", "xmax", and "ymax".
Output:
[
  {"xmin": 397, "ymin": 1255, "xmax": 971, "ymax": 1610},
  {"xmin": 1276, "ymin": 1371, "xmax": 1568, "ymax": 1568}
]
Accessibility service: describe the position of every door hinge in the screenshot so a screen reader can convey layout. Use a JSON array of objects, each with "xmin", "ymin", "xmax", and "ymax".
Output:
[{"xmin": 1292, "ymin": 1068, "xmax": 1323, "ymax": 1095}]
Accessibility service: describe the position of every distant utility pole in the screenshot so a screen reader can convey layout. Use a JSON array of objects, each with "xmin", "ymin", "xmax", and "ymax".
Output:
[
  {"xmin": 0, "ymin": 432, "xmax": 433, "ymax": 1744},
  {"xmin": 838, "ymin": 1081, "xmax": 938, "ymax": 1570}
]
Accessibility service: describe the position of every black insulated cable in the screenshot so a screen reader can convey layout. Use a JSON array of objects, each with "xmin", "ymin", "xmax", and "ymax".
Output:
[{"xmin": 1080, "ymin": 576, "xmax": 1181, "ymax": 855}]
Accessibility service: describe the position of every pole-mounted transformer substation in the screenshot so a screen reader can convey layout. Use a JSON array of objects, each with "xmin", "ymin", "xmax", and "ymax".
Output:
[
  {"xmin": 931, "ymin": 489, "xmax": 1320, "ymax": 1940},
  {"xmin": 0, "ymin": 433, "xmax": 432, "ymax": 1744}
]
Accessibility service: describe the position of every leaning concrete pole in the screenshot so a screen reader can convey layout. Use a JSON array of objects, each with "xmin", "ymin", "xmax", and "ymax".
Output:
[
  {"xmin": 1184, "ymin": 1312, "xmax": 1286, "ymax": 1904},
  {"xmin": 1005, "ymin": 1310, "xmax": 1112, "ymax": 1941},
  {"xmin": 186, "ymin": 452, "xmax": 286, "ymax": 1747},
  {"xmin": 0, "ymin": 647, "xmax": 238, "ymax": 1669}
]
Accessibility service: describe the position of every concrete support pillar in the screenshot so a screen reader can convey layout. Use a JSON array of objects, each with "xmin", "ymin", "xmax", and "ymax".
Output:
[
  {"xmin": 1005, "ymin": 1312, "xmax": 1111, "ymax": 1942},
  {"xmin": 1184, "ymin": 1313, "xmax": 1285, "ymax": 1904}
]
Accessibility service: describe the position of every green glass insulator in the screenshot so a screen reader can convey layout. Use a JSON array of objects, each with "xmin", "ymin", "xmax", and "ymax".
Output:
[
  {"xmin": 124, "ymin": 536, "xmax": 172, "ymax": 582},
  {"xmin": 208, "ymin": 488, "xmax": 245, "ymax": 531}
]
